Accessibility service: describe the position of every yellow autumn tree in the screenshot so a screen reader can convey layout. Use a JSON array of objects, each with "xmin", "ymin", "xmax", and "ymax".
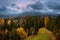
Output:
[
  {"xmin": 7, "ymin": 19, "xmax": 11, "ymax": 25},
  {"xmin": 16, "ymin": 27, "xmax": 27, "ymax": 39},
  {"xmin": 44, "ymin": 16, "xmax": 49, "ymax": 28}
]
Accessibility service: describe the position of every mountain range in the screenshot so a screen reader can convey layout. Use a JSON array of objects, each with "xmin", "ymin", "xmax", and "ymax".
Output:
[{"xmin": 0, "ymin": 10, "xmax": 60, "ymax": 18}]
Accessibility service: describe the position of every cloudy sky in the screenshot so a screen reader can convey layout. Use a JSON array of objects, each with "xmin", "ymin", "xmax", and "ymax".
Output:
[{"xmin": 0, "ymin": 0, "xmax": 60, "ymax": 15}]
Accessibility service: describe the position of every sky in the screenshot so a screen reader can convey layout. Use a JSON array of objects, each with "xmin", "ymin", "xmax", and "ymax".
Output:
[{"xmin": 0, "ymin": 0, "xmax": 60, "ymax": 15}]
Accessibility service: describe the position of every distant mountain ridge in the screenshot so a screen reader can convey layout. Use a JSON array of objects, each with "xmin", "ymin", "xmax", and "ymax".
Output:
[
  {"xmin": 0, "ymin": 14, "xmax": 20, "ymax": 18},
  {"xmin": 19, "ymin": 10, "xmax": 60, "ymax": 17},
  {"xmin": 0, "ymin": 10, "xmax": 60, "ymax": 18}
]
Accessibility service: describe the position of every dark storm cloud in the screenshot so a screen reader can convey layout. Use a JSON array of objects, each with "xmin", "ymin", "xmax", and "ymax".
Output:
[
  {"xmin": 28, "ymin": 1, "xmax": 43, "ymax": 10},
  {"xmin": 0, "ymin": 5, "xmax": 20, "ymax": 15},
  {"xmin": 11, "ymin": 4, "xmax": 16, "ymax": 7},
  {"xmin": 0, "ymin": 6, "xmax": 7, "ymax": 12},
  {"xmin": 0, "ymin": 5, "xmax": 9, "ymax": 15},
  {"xmin": 46, "ymin": 1, "xmax": 60, "ymax": 10},
  {"xmin": 10, "ymin": 3, "xmax": 21, "ymax": 10}
]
